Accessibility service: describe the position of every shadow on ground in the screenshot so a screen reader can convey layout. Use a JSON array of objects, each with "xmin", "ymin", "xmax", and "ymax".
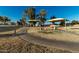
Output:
[{"xmin": 0, "ymin": 33, "xmax": 27, "ymax": 37}]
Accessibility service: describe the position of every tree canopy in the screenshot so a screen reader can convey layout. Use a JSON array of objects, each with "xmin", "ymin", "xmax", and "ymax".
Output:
[
  {"xmin": 71, "ymin": 20, "xmax": 79, "ymax": 25},
  {"xmin": 0, "ymin": 16, "xmax": 10, "ymax": 22}
]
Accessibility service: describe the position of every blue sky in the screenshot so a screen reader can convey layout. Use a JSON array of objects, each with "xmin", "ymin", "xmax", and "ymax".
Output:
[{"xmin": 0, "ymin": 6, "xmax": 79, "ymax": 22}]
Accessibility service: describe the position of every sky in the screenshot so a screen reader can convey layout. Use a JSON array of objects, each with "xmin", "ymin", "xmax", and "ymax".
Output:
[{"xmin": 0, "ymin": 6, "xmax": 79, "ymax": 23}]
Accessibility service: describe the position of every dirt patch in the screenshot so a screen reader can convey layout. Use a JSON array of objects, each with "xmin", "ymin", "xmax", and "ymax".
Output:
[
  {"xmin": 28, "ymin": 31, "xmax": 79, "ymax": 43},
  {"xmin": 0, "ymin": 37, "xmax": 71, "ymax": 53}
]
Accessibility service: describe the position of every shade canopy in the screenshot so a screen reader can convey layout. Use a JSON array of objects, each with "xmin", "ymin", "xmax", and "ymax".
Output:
[
  {"xmin": 28, "ymin": 20, "xmax": 40, "ymax": 22},
  {"xmin": 48, "ymin": 18, "xmax": 65, "ymax": 22}
]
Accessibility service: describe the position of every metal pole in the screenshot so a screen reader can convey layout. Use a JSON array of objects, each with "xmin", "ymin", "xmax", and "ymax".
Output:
[
  {"xmin": 14, "ymin": 26, "xmax": 16, "ymax": 35},
  {"xmin": 65, "ymin": 19, "xmax": 66, "ymax": 31}
]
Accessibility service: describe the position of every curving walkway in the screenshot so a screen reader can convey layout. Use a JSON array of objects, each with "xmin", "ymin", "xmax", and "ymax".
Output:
[{"xmin": 19, "ymin": 33, "xmax": 79, "ymax": 52}]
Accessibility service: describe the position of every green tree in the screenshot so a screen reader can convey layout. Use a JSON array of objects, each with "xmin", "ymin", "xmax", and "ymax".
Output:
[
  {"xmin": 0, "ymin": 16, "xmax": 4, "ymax": 22},
  {"xmin": 59, "ymin": 19, "xmax": 69, "ymax": 26},
  {"xmin": 60, "ymin": 20, "xmax": 65, "ymax": 26},
  {"xmin": 71, "ymin": 20, "xmax": 79, "ymax": 25},
  {"xmin": 0, "ymin": 16, "xmax": 10, "ymax": 24},
  {"xmin": 50, "ymin": 16, "xmax": 56, "ymax": 19},
  {"xmin": 3, "ymin": 16, "xmax": 10, "ymax": 23},
  {"xmin": 50, "ymin": 16, "xmax": 56, "ymax": 24}
]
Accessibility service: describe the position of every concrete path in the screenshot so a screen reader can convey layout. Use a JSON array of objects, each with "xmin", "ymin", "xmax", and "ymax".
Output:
[{"xmin": 19, "ymin": 33, "xmax": 79, "ymax": 52}]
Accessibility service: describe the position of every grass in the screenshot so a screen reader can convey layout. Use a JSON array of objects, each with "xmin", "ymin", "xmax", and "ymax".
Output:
[{"xmin": 0, "ymin": 37, "xmax": 71, "ymax": 53}]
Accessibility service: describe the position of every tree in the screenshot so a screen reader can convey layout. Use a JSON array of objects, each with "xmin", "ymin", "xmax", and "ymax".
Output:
[
  {"xmin": 25, "ymin": 7, "xmax": 36, "ymax": 26},
  {"xmin": 0, "ymin": 16, "xmax": 4, "ymax": 22},
  {"xmin": 40, "ymin": 9, "xmax": 46, "ymax": 17},
  {"xmin": 60, "ymin": 20, "xmax": 65, "ymax": 26},
  {"xmin": 17, "ymin": 16, "xmax": 26, "ymax": 26},
  {"xmin": 58, "ymin": 19, "xmax": 69, "ymax": 26},
  {"xmin": 21, "ymin": 17, "xmax": 26, "ymax": 26},
  {"xmin": 50, "ymin": 16, "xmax": 56, "ymax": 24},
  {"xmin": 71, "ymin": 20, "xmax": 79, "ymax": 25},
  {"xmin": 50, "ymin": 16, "xmax": 56, "ymax": 19},
  {"xmin": 37, "ymin": 9, "xmax": 47, "ymax": 26},
  {"xmin": 17, "ymin": 21, "xmax": 21, "ymax": 25},
  {"xmin": 3, "ymin": 16, "xmax": 10, "ymax": 23},
  {"xmin": 0, "ymin": 16, "xmax": 10, "ymax": 24}
]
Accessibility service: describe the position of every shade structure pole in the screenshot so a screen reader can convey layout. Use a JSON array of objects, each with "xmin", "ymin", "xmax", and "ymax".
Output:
[{"xmin": 65, "ymin": 19, "xmax": 66, "ymax": 31}]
